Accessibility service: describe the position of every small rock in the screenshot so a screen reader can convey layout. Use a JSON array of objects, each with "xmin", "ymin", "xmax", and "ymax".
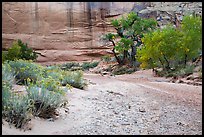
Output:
[
  {"xmin": 113, "ymin": 110, "xmax": 120, "ymax": 115},
  {"xmin": 101, "ymin": 71, "xmax": 109, "ymax": 75},
  {"xmin": 107, "ymin": 104, "xmax": 114, "ymax": 109},
  {"xmin": 112, "ymin": 124, "xmax": 118, "ymax": 127},
  {"xmin": 121, "ymin": 123, "xmax": 130, "ymax": 126},
  {"xmin": 186, "ymin": 75, "xmax": 193, "ymax": 80},
  {"xmin": 193, "ymin": 78, "xmax": 202, "ymax": 82},
  {"xmin": 139, "ymin": 107, "xmax": 146, "ymax": 113},
  {"xmin": 193, "ymin": 82, "xmax": 202, "ymax": 86},
  {"xmin": 157, "ymin": 16, "xmax": 162, "ymax": 21},
  {"xmin": 65, "ymin": 109, "xmax": 69, "ymax": 113},
  {"xmin": 121, "ymin": 113, "xmax": 126, "ymax": 116},
  {"xmin": 162, "ymin": 15, "xmax": 171, "ymax": 20},
  {"xmin": 176, "ymin": 121, "xmax": 186, "ymax": 126},
  {"xmin": 198, "ymin": 4, "xmax": 202, "ymax": 8},
  {"xmin": 175, "ymin": 79, "xmax": 183, "ymax": 83},
  {"xmin": 92, "ymin": 97, "xmax": 98, "ymax": 100},
  {"xmin": 47, "ymin": 118, "xmax": 54, "ymax": 122}
]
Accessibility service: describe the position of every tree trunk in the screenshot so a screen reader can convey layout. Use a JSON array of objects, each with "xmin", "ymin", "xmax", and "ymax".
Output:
[
  {"xmin": 117, "ymin": 28, "xmax": 124, "ymax": 38},
  {"xmin": 111, "ymin": 40, "xmax": 122, "ymax": 65},
  {"xmin": 131, "ymin": 45, "xmax": 136, "ymax": 62},
  {"xmin": 158, "ymin": 57, "xmax": 165, "ymax": 69},
  {"xmin": 163, "ymin": 54, "xmax": 170, "ymax": 70},
  {"xmin": 131, "ymin": 39, "xmax": 141, "ymax": 66},
  {"xmin": 112, "ymin": 48, "xmax": 122, "ymax": 65},
  {"xmin": 184, "ymin": 53, "xmax": 187, "ymax": 67},
  {"xmin": 122, "ymin": 50, "xmax": 129, "ymax": 64}
]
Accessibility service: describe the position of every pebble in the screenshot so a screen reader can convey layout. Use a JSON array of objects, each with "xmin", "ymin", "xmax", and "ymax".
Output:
[{"xmin": 139, "ymin": 107, "xmax": 146, "ymax": 113}]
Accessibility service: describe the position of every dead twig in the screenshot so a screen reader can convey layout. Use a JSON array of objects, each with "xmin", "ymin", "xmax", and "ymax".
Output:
[{"xmin": 106, "ymin": 90, "xmax": 124, "ymax": 96}]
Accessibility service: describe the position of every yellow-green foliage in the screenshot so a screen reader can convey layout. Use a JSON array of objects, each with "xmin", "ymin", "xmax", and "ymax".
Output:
[
  {"xmin": 43, "ymin": 65, "xmax": 87, "ymax": 89},
  {"xmin": 8, "ymin": 59, "xmax": 44, "ymax": 85},
  {"xmin": 137, "ymin": 26, "xmax": 183, "ymax": 69},
  {"xmin": 36, "ymin": 77, "xmax": 66, "ymax": 95},
  {"xmin": 137, "ymin": 15, "xmax": 202, "ymax": 71},
  {"xmin": 180, "ymin": 15, "xmax": 202, "ymax": 60},
  {"xmin": 61, "ymin": 70, "xmax": 87, "ymax": 89}
]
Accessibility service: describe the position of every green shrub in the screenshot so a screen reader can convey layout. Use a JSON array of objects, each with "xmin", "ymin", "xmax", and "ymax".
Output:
[
  {"xmin": 60, "ymin": 62, "xmax": 80, "ymax": 71},
  {"xmin": 2, "ymin": 51, "xmax": 7, "ymax": 63},
  {"xmin": 2, "ymin": 60, "xmax": 82, "ymax": 129},
  {"xmin": 2, "ymin": 62, "xmax": 33, "ymax": 129},
  {"xmin": 81, "ymin": 61, "xmax": 99, "ymax": 70},
  {"xmin": 41, "ymin": 66, "xmax": 72, "ymax": 91},
  {"xmin": 102, "ymin": 55, "xmax": 112, "ymax": 62},
  {"xmin": 112, "ymin": 66, "xmax": 136, "ymax": 75},
  {"xmin": 7, "ymin": 60, "xmax": 87, "ymax": 90},
  {"xmin": 2, "ymin": 88, "xmax": 34, "ymax": 129},
  {"xmin": 156, "ymin": 65, "xmax": 195, "ymax": 78},
  {"xmin": 6, "ymin": 41, "xmax": 22, "ymax": 61},
  {"xmin": 17, "ymin": 39, "xmax": 38, "ymax": 61},
  {"xmin": 59, "ymin": 61, "xmax": 99, "ymax": 71},
  {"xmin": 35, "ymin": 76, "xmax": 67, "ymax": 95},
  {"xmin": 2, "ymin": 83, "xmax": 12, "ymax": 109},
  {"xmin": 3, "ymin": 39, "xmax": 38, "ymax": 62},
  {"xmin": 26, "ymin": 84, "xmax": 68, "ymax": 119},
  {"xmin": 2, "ymin": 63, "xmax": 15, "ymax": 88},
  {"xmin": 61, "ymin": 70, "xmax": 87, "ymax": 89},
  {"xmin": 8, "ymin": 59, "xmax": 44, "ymax": 85},
  {"xmin": 175, "ymin": 65, "xmax": 195, "ymax": 77},
  {"xmin": 42, "ymin": 65, "xmax": 63, "ymax": 81},
  {"xmin": 45, "ymin": 66, "xmax": 87, "ymax": 89}
]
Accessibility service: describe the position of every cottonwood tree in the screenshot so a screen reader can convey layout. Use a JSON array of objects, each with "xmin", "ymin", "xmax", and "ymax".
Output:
[{"xmin": 137, "ymin": 15, "xmax": 202, "ymax": 73}]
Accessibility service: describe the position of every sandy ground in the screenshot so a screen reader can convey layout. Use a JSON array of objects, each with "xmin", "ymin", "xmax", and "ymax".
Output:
[{"xmin": 2, "ymin": 70, "xmax": 202, "ymax": 135}]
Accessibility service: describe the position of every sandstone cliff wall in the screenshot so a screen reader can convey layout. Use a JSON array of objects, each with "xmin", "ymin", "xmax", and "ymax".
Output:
[{"xmin": 2, "ymin": 2, "xmax": 202, "ymax": 65}]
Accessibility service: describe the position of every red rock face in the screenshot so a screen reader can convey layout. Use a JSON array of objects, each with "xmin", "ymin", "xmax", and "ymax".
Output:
[
  {"xmin": 2, "ymin": 2, "xmax": 201, "ymax": 65},
  {"xmin": 2, "ymin": 2, "xmax": 135, "ymax": 65}
]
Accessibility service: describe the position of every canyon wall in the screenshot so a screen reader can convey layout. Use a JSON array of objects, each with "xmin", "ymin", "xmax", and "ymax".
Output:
[{"xmin": 2, "ymin": 2, "xmax": 202, "ymax": 65}]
